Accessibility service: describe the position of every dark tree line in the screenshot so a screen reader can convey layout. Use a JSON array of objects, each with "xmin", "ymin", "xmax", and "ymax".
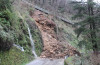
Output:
[{"xmin": 72, "ymin": 0, "xmax": 100, "ymax": 54}]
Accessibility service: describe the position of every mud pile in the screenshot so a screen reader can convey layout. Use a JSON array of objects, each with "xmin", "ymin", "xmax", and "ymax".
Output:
[{"xmin": 32, "ymin": 10, "xmax": 80, "ymax": 58}]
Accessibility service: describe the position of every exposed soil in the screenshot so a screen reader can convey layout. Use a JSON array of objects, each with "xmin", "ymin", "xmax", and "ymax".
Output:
[
  {"xmin": 32, "ymin": 10, "xmax": 80, "ymax": 59},
  {"xmin": 90, "ymin": 53, "xmax": 100, "ymax": 65}
]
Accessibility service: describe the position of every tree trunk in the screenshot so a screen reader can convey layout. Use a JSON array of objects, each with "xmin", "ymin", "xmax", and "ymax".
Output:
[{"xmin": 88, "ymin": 0, "xmax": 98, "ymax": 54}]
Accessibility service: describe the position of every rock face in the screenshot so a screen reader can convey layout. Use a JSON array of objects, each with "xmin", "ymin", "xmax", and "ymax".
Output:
[{"xmin": 32, "ymin": 10, "xmax": 80, "ymax": 59}]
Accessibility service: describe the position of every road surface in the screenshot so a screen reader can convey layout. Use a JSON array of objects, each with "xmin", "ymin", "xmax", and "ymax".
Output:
[{"xmin": 26, "ymin": 58, "xmax": 64, "ymax": 65}]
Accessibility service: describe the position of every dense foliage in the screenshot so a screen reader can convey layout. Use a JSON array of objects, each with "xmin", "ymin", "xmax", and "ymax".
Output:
[
  {"xmin": 0, "ymin": 0, "xmax": 11, "ymax": 11},
  {"xmin": 0, "ymin": 0, "xmax": 13, "ymax": 50},
  {"xmin": 0, "ymin": 0, "xmax": 31, "ymax": 52},
  {"xmin": 0, "ymin": 0, "xmax": 30, "ymax": 52},
  {"xmin": 0, "ymin": 0, "xmax": 43, "ymax": 53},
  {"xmin": 72, "ymin": 0, "xmax": 100, "ymax": 53}
]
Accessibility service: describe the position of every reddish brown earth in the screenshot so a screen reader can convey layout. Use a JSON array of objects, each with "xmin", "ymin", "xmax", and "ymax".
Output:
[
  {"xmin": 32, "ymin": 10, "xmax": 80, "ymax": 59},
  {"xmin": 90, "ymin": 53, "xmax": 100, "ymax": 65}
]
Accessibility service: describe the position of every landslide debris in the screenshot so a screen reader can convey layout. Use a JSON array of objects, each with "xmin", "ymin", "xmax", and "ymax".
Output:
[{"xmin": 32, "ymin": 10, "xmax": 80, "ymax": 59}]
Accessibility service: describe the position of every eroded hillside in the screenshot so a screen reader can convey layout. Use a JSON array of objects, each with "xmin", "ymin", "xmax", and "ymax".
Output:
[
  {"xmin": 31, "ymin": 10, "xmax": 80, "ymax": 58},
  {"xmin": 0, "ymin": 0, "xmax": 82, "ymax": 65}
]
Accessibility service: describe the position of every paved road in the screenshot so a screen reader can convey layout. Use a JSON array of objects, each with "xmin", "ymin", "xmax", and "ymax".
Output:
[{"xmin": 26, "ymin": 58, "xmax": 64, "ymax": 65}]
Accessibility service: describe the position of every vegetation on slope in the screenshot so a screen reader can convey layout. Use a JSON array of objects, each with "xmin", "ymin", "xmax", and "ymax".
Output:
[
  {"xmin": 0, "ymin": 47, "xmax": 33, "ymax": 65},
  {"xmin": 27, "ymin": 19, "xmax": 43, "ymax": 56},
  {"xmin": 72, "ymin": 0, "xmax": 100, "ymax": 53},
  {"xmin": 0, "ymin": 0, "xmax": 43, "ymax": 65}
]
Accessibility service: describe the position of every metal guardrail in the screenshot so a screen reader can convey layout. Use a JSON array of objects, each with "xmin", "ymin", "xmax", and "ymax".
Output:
[
  {"xmin": 34, "ymin": 6, "xmax": 50, "ymax": 14},
  {"xmin": 22, "ymin": 0, "xmax": 74, "ymax": 25}
]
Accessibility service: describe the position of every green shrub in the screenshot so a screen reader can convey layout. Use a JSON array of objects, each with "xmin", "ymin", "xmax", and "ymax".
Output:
[
  {"xmin": 64, "ymin": 60, "xmax": 68, "ymax": 65},
  {"xmin": 0, "ymin": 30, "xmax": 13, "ymax": 51},
  {"xmin": 0, "ymin": 9, "xmax": 14, "ymax": 32},
  {"xmin": 0, "ymin": 0, "xmax": 11, "ymax": 11},
  {"xmin": 0, "ymin": 47, "xmax": 34, "ymax": 65}
]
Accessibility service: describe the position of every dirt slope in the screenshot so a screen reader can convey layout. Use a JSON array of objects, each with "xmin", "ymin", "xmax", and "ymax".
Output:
[{"xmin": 32, "ymin": 10, "xmax": 80, "ymax": 59}]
